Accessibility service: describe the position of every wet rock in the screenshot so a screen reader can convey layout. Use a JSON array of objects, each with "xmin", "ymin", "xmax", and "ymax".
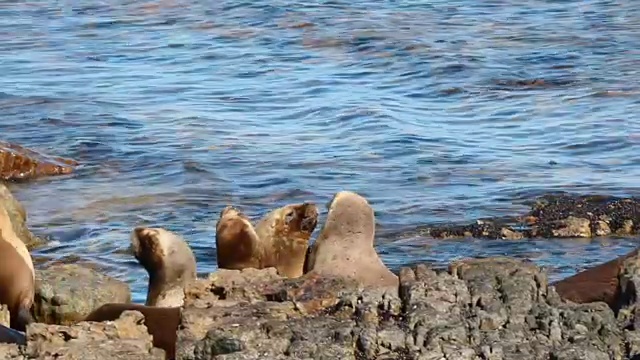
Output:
[
  {"xmin": 177, "ymin": 257, "xmax": 637, "ymax": 360},
  {"xmin": 546, "ymin": 216, "xmax": 592, "ymax": 238},
  {"xmin": 410, "ymin": 193, "xmax": 640, "ymax": 240},
  {"xmin": 0, "ymin": 184, "xmax": 43, "ymax": 248},
  {"xmin": 0, "ymin": 140, "xmax": 78, "ymax": 181},
  {"xmin": 33, "ymin": 264, "xmax": 131, "ymax": 325}
]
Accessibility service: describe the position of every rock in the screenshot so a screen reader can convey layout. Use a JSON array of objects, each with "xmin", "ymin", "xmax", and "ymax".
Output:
[
  {"xmin": 0, "ymin": 184, "xmax": 43, "ymax": 248},
  {"xmin": 595, "ymin": 220, "xmax": 612, "ymax": 236},
  {"xmin": 548, "ymin": 216, "xmax": 592, "ymax": 238},
  {"xmin": 176, "ymin": 257, "xmax": 638, "ymax": 360},
  {"xmin": 21, "ymin": 310, "xmax": 164, "ymax": 359},
  {"xmin": 0, "ymin": 305, "xmax": 8, "ymax": 328},
  {"xmin": 401, "ymin": 193, "xmax": 640, "ymax": 240},
  {"xmin": 500, "ymin": 227, "xmax": 523, "ymax": 240},
  {"xmin": 0, "ymin": 141, "xmax": 77, "ymax": 182},
  {"xmin": 33, "ymin": 264, "xmax": 131, "ymax": 325}
]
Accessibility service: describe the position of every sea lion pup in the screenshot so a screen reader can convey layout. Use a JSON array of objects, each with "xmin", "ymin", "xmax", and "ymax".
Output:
[
  {"xmin": 215, "ymin": 203, "xmax": 319, "ymax": 278},
  {"xmin": 0, "ymin": 206, "xmax": 35, "ymax": 331},
  {"xmin": 304, "ymin": 191, "xmax": 398, "ymax": 288},
  {"xmin": 130, "ymin": 227, "xmax": 197, "ymax": 307},
  {"xmin": 84, "ymin": 303, "xmax": 180, "ymax": 360},
  {"xmin": 552, "ymin": 248, "xmax": 639, "ymax": 310}
]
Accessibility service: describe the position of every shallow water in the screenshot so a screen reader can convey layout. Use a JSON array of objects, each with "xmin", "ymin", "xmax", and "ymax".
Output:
[{"xmin": 1, "ymin": 0, "xmax": 640, "ymax": 302}]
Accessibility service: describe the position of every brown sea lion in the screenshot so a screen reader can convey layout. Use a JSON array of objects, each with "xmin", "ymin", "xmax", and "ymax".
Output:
[
  {"xmin": 0, "ymin": 205, "xmax": 35, "ymax": 331},
  {"xmin": 215, "ymin": 203, "xmax": 319, "ymax": 278},
  {"xmin": 552, "ymin": 248, "xmax": 639, "ymax": 310},
  {"xmin": 304, "ymin": 191, "xmax": 398, "ymax": 289},
  {"xmin": 130, "ymin": 227, "xmax": 197, "ymax": 307},
  {"xmin": 84, "ymin": 303, "xmax": 180, "ymax": 360}
]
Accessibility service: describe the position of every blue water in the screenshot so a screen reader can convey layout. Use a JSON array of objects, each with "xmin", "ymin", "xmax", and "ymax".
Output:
[{"xmin": 2, "ymin": 0, "xmax": 640, "ymax": 303}]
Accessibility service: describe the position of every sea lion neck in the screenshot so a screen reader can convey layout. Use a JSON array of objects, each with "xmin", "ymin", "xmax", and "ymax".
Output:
[{"xmin": 319, "ymin": 199, "xmax": 375, "ymax": 246}]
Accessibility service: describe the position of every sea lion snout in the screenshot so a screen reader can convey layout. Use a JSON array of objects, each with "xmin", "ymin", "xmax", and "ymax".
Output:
[{"xmin": 284, "ymin": 203, "xmax": 319, "ymax": 234}]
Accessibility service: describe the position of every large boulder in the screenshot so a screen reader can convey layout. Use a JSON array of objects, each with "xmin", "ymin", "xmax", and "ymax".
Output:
[{"xmin": 33, "ymin": 264, "xmax": 131, "ymax": 325}]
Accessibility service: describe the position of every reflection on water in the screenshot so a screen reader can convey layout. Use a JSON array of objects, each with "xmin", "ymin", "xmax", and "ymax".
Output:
[{"xmin": 1, "ymin": 0, "xmax": 640, "ymax": 302}]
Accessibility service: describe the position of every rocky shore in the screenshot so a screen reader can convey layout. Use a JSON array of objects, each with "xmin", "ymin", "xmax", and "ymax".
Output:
[
  {"xmin": 4, "ymin": 142, "xmax": 640, "ymax": 359},
  {"xmin": 4, "ymin": 257, "xmax": 640, "ymax": 359}
]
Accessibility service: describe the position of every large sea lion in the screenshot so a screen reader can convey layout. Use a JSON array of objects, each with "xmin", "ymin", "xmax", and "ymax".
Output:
[
  {"xmin": 552, "ymin": 248, "xmax": 639, "ymax": 310},
  {"xmin": 304, "ymin": 191, "xmax": 398, "ymax": 289},
  {"xmin": 215, "ymin": 203, "xmax": 318, "ymax": 278},
  {"xmin": 0, "ymin": 205, "xmax": 35, "ymax": 331},
  {"xmin": 130, "ymin": 227, "xmax": 197, "ymax": 307},
  {"xmin": 84, "ymin": 303, "xmax": 180, "ymax": 360}
]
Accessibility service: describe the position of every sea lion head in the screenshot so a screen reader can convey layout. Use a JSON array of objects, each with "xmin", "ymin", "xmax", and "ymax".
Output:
[
  {"xmin": 254, "ymin": 202, "xmax": 318, "ymax": 278},
  {"xmin": 130, "ymin": 227, "xmax": 197, "ymax": 307},
  {"xmin": 304, "ymin": 191, "xmax": 398, "ymax": 289},
  {"xmin": 215, "ymin": 206, "xmax": 261, "ymax": 271},
  {"xmin": 321, "ymin": 191, "xmax": 375, "ymax": 244}
]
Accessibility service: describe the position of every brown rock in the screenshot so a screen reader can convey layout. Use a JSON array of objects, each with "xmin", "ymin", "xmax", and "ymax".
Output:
[
  {"xmin": 595, "ymin": 220, "xmax": 612, "ymax": 236},
  {"xmin": 0, "ymin": 141, "xmax": 78, "ymax": 181},
  {"xmin": 500, "ymin": 227, "xmax": 524, "ymax": 240},
  {"xmin": 617, "ymin": 220, "xmax": 634, "ymax": 236},
  {"xmin": 550, "ymin": 216, "xmax": 592, "ymax": 238}
]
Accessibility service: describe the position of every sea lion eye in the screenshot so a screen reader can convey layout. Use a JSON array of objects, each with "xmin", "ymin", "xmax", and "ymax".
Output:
[{"xmin": 285, "ymin": 211, "xmax": 295, "ymax": 224}]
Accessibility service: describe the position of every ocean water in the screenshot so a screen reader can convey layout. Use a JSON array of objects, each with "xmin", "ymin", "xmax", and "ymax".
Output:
[{"xmin": 1, "ymin": 0, "xmax": 640, "ymax": 303}]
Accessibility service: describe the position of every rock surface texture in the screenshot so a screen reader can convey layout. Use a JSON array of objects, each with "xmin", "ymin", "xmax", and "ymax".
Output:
[
  {"xmin": 0, "ymin": 310, "xmax": 164, "ymax": 359},
  {"xmin": 409, "ymin": 193, "xmax": 640, "ymax": 240},
  {"xmin": 0, "ymin": 141, "xmax": 78, "ymax": 182},
  {"xmin": 4, "ymin": 257, "xmax": 640, "ymax": 359},
  {"xmin": 33, "ymin": 264, "xmax": 131, "ymax": 325}
]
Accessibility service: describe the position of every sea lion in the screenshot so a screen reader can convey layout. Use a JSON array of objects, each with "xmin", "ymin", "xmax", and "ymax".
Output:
[
  {"xmin": 215, "ymin": 203, "xmax": 319, "ymax": 278},
  {"xmin": 130, "ymin": 227, "xmax": 197, "ymax": 307},
  {"xmin": 84, "ymin": 303, "xmax": 180, "ymax": 360},
  {"xmin": 304, "ymin": 191, "xmax": 398, "ymax": 289},
  {"xmin": 552, "ymin": 248, "xmax": 639, "ymax": 310},
  {"xmin": 0, "ymin": 205, "xmax": 35, "ymax": 331}
]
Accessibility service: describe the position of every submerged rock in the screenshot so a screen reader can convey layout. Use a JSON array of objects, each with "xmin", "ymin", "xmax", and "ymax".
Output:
[
  {"xmin": 33, "ymin": 264, "xmax": 131, "ymax": 325},
  {"xmin": 0, "ymin": 141, "xmax": 77, "ymax": 182}
]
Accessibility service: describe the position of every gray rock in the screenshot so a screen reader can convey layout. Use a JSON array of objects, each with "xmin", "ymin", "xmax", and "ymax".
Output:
[
  {"xmin": 33, "ymin": 264, "xmax": 131, "ymax": 325},
  {"xmin": 177, "ymin": 257, "xmax": 635, "ymax": 360}
]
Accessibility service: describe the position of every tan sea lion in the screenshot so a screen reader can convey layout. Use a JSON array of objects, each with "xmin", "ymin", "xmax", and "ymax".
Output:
[
  {"xmin": 552, "ymin": 248, "xmax": 639, "ymax": 310},
  {"xmin": 130, "ymin": 227, "xmax": 197, "ymax": 307},
  {"xmin": 84, "ymin": 303, "xmax": 180, "ymax": 360},
  {"xmin": 215, "ymin": 202, "xmax": 319, "ymax": 278},
  {"xmin": 0, "ymin": 205, "xmax": 35, "ymax": 331},
  {"xmin": 304, "ymin": 191, "xmax": 398, "ymax": 289}
]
